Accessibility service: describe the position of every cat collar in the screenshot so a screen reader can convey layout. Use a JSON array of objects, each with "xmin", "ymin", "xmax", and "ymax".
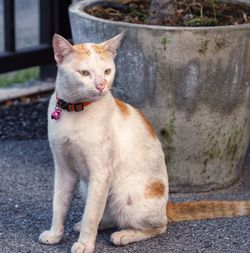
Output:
[{"xmin": 51, "ymin": 97, "xmax": 92, "ymax": 120}]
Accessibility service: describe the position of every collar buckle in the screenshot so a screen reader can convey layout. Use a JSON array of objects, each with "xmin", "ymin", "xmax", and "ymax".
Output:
[{"xmin": 56, "ymin": 97, "xmax": 92, "ymax": 113}]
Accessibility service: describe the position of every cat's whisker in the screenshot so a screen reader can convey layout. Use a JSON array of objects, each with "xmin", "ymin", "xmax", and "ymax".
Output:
[
  {"xmin": 110, "ymin": 90, "xmax": 122, "ymax": 97},
  {"xmin": 110, "ymin": 87, "xmax": 124, "ymax": 92},
  {"xmin": 62, "ymin": 90, "xmax": 88, "ymax": 99},
  {"xmin": 110, "ymin": 87, "xmax": 125, "ymax": 95},
  {"xmin": 110, "ymin": 91, "xmax": 118, "ymax": 97},
  {"xmin": 59, "ymin": 88, "xmax": 84, "ymax": 93},
  {"xmin": 110, "ymin": 88, "xmax": 119, "ymax": 93}
]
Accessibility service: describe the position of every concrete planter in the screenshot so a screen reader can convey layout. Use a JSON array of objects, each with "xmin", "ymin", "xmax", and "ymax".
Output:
[{"xmin": 69, "ymin": 0, "xmax": 250, "ymax": 192}]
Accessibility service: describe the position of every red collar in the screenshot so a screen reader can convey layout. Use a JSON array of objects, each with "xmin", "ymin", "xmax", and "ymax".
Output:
[{"xmin": 56, "ymin": 97, "xmax": 92, "ymax": 112}]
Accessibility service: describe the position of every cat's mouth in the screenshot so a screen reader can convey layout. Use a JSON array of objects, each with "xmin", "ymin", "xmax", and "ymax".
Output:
[{"xmin": 89, "ymin": 89, "xmax": 109, "ymax": 101}]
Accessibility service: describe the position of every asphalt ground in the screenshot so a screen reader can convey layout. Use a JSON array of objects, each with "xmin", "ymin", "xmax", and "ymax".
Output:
[{"xmin": 0, "ymin": 99, "xmax": 250, "ymax": 253}]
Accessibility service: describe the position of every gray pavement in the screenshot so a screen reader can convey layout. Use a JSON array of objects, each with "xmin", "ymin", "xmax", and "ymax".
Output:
[{"xmin": 0, "ymin": 140, "xmax": 249, "ymax": 253}]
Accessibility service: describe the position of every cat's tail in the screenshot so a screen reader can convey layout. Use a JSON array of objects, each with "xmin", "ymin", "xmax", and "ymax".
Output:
[{"xmin": 166, "ymin": 200, "xmax": 250, "ymax": 223}]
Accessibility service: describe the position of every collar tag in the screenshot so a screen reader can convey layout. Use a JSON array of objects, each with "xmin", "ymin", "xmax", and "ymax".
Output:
[{"xmin": 51, "ymin": 107, "xmax": 62, "ymax": 120}]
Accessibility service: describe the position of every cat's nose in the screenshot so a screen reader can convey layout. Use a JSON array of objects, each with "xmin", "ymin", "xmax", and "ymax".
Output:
[{"xmin": 96, "ymin": 83, "xmax": 105, "ymax": 93}]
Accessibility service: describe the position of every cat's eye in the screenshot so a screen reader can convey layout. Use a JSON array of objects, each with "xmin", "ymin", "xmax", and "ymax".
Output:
[
  {"xmin": 104, "ymin": 68, "xmax": 112, "ymax": 75},
  {"xmin": 78, "ymin": 70, "xmax": 90, "ymax": 76}
]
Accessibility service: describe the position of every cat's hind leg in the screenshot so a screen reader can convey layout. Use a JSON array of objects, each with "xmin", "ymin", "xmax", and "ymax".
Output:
[
  {"xmin": 74, "ymin": 220, "xmax": 115, "ymax": 232},
  {"xmin": 111, "ymin": 226, "xmax": 166, "ymax": 246},
  {"xmin": 109, "ymin": 177, "xmax": 168, "ymax": 246}
]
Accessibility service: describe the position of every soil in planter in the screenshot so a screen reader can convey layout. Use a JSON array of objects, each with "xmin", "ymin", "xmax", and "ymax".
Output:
[{"xmin": 84, "ymin": 0, "xmax": 250, "ymax": 26}]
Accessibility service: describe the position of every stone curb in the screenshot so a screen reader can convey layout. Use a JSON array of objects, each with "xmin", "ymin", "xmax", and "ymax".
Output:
[{"xmin": 0, "ymin": 81, "xmax": 55, "ymax": 103}]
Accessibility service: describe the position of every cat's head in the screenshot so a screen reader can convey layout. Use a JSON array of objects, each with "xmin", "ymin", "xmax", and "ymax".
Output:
[{"xmin": 52, "ymin": 32, "xmax": 124, "ymax": 103}]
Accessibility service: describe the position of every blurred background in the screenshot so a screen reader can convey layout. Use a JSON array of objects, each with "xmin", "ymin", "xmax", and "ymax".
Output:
[
  {"xmin": 0, "ymin": 0, "xmax": 71, "ymax": 84},
  {"xmin": 0, "ymin": 0, "xmax": 72, "ymax": 141},
  {"xmin": 0, "ymin": 0, "xmax": 39, "ymax": 52}
]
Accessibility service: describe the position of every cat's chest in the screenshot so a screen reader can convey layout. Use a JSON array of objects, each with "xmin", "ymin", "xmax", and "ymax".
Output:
[
  {"xmin": 49, "ymin": 108, "xmax": 111, "ymax": 157},
  {"xmin": 49, "ymin": 113, "xmax": 104, "ymax": 151},
  {"xmin": 48, "ymin": 94, "xmax": 113, "ymax": 174},
  {"xmin": 49, "ymin": 116, "xmax": 112, "ymax": 178},
  {"xmin": 49, "ymin": 118, "xmax": 96, "ymax": 178}
]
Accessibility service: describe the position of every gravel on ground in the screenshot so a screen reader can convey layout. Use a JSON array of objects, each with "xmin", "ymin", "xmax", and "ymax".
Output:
[{"xmin": 0, "ymin": 98, "xmax": 49, "ymax": 141}]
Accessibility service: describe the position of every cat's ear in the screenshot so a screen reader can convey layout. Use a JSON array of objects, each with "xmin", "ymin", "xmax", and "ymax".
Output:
[
  {"xmin": 52, "ymin": 34, "xmax": 74, "ymax": 64},
  {"xmin": 101, "ymin": 32, "xmax": 125, "ymax": 58}
]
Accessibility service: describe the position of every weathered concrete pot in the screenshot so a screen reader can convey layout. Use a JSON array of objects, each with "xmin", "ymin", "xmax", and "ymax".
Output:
[{"xmin": 69, "ymin": 0, "xmax": 250, "ymax": 192}]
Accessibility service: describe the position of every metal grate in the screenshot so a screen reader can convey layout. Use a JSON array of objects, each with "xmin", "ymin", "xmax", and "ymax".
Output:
[{"xmin": 0, "ymin": 0, "xmax": 71, "ymax": 74}]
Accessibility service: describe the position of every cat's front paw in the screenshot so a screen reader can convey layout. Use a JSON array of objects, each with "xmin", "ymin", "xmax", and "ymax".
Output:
[
  {"xmin": 71, "ymin": 242, "xmax": 94, "ymax": 253},
  {"xmin": 39, "ymin": 229, "xmax": 63, "ymax": 244}
]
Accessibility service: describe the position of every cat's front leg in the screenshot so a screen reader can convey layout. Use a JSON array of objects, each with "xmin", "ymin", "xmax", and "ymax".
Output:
[
  {"xmin": 71, "ymin": 169, "xmax": 111, "ymax": 253},
  {"xmin": 39, "ymin": 153, "xmax": 77, "ymax": 244}
]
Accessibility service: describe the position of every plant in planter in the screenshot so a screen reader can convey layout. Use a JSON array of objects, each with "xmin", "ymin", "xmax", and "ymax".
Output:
[{"xmin": 69, "ymin": 0, "xmax": 250, "ymax": 192}]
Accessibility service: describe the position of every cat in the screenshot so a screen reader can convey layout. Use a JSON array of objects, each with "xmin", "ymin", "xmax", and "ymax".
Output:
[{"xmin": 39, "ymin": 33, "xmax": 250, "ymax": 253}]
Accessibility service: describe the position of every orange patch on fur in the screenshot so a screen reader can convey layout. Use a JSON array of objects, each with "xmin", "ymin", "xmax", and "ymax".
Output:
[
  {"xmin": 137, "ymin": 110, "xmax": 157, "ymax": 138},
  {"xmin": 145, "ymin": 180, "xmax": 165, "ymax": 199},
  {"xmin": 73, "ymin": 44, "xmax": 91, "ymax": 57},
  {"xmin": 115, "ymin": 98, "xmax": 129, "ymax": 116},
  {"xmin": 91, "ymin": 44, "xmax": 109, "ymax": 59}
]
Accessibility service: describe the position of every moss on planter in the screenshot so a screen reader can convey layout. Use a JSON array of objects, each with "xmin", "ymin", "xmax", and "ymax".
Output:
[
  {"xmin": 198, "ymin": 39, "xmax": 209, "ymax": 55},
  {"xmin": 203, "ymin": 134, "xmax": 222, "ymax": 161},
  {"xmin": 225, "ymin": 126, "xmax": 243, "ymax": 161},
  {"xmin": 161, "ymin": 35, "xmax": 171, "ymax": 51},
  {"xmin": 213, "ymin": 37, "xmax": 229, "ymax": 53},
  {"xmin": 161, "ymin": 112, "xmax": 176, "ymax": 163},
  {"xmin": 202, "ymin": 125, "xmax": 244, "ymax": 168}
]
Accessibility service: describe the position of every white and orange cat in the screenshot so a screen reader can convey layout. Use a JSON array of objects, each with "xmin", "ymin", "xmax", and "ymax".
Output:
[{"xmin": 39, "ymin": 33, "xmax": 250, "ymax": 253}]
